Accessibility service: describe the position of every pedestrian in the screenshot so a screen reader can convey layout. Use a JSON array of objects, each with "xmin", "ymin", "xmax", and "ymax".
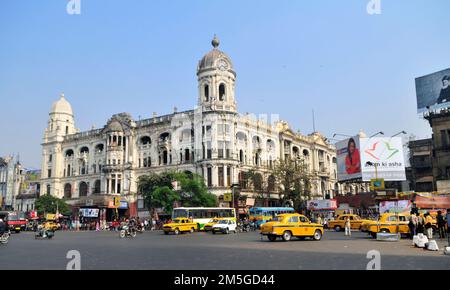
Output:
[
  {"xmin": 425, "ymin": 213, "xmax": 433, "ymax": 239},
  {"xmin": 344, "ymin": 217, "xmax": 351, "ymax": 236},
  {"xmin": 152, "ymin": 219, "xmax": 156, "ymax": 231},
  {"xmin": 408, "ymin": 211, "xmax": 418, "ymax": 239},
  {"xmin": 416, "ymin": 213, "xmax": 424, "ymax": 234},
  {"xmin": 437, "ymin": 211, "xmax": 446, "ymax": 239},
  {"xmin": 317, "ymin": 215, "xmax": 323, "ymax": 226}
]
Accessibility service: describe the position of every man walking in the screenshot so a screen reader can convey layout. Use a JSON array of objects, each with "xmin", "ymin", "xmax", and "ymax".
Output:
[
  {"xmin": 344, "ymin": 216, "xmax": 351, "ymax": 236},
  {"xmin": 425, "ymin": 213, "xmax": 433, "ymax": 239},
  {"xmin": 437, "ymin": 211, "xmax": 446, "ymax": 239}
]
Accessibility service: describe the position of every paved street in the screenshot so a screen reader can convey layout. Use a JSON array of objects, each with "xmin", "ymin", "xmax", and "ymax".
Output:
[{"xmin": 0, "ymin": 230, "xmax": 449, "ymax": 270}]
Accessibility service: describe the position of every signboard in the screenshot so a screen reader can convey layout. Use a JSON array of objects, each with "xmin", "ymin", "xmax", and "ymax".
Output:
[
  {"xmin": 370, "ymin": 178, "xmax": 385, "ymax": 191},
  {"xmin": 360, "ymin": 137, "xmax": 406, "ymax": 181},
  {"xmin": 337, "ymin": 136, "xmax": 406, "ymax": 182},
  {"xmin": 113, "ymin": 197, "xmax": 121, "ymax": 207},
  {"xmin": 336, "ymin": 136, "xmax": 362, "ymax": 181},
  {"xmin": 118, "ymin": 201, "xmax": 128, "ymax": 209},
  {"xmin": 79, "ymin": 208, "xmax": 99, "ymax": 218},
  {"xmin": 375, "ymin": 189, "xmax": 397, "ymax": 199},
  {"xmin": 307, "ymin": 199, "xmax": 337, "ymax": 211},
  {"xmin": 46, "ymin": 214, "xmax": 57, "ymax": 220},
  {"xmin": 415, "ymin": 68, "xmax": 450, "ymax": 113},
  {"xmin": 19, "ymin": 169, "xmax": 41, "ymax": 196},
  {"xmin": 379, "ymin": 200, "xmax": 412, "ymax": 214},
  {"xmin": 223, "ymin": 193, "xmax": 232, "ymax": 202}
]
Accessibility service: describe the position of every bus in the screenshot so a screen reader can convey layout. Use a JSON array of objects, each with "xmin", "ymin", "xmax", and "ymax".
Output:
[
  {"xmin": 172, "ymin": 207, "xmax": 236, "ymax": 230},
  {"xmin": 0, "ymin": 211, "xmax": 27, "ymax": 233},
  {"xmin": 249, "ymin": 207, "xmax": 295, "ymax": 227}
]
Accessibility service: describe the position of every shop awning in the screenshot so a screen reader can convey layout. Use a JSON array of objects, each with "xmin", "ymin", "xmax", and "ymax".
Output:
[{"xmin": 415, "ymin": 195, "xmax": 450, "ymax": 209}]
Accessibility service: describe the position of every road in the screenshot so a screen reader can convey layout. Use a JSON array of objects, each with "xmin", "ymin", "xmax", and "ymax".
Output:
[{"xmin": 0, "ymin": 230, "xmax": 449, "ymax": 270}]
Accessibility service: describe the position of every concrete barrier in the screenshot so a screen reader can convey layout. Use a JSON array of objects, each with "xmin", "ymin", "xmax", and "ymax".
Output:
[{"xmin": 376, "ymin": 233, "xmax": 400, "ymax": 241}]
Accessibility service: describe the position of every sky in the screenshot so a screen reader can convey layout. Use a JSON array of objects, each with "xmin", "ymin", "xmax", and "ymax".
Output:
[{"xmin": 0, "ymin": 0, "xmax": 449, "ymax": 168}]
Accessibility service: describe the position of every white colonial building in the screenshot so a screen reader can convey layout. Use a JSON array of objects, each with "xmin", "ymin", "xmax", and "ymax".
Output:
[{"xmin": 40, "ymin": 37, "xmax": 363, "ymax": 219}]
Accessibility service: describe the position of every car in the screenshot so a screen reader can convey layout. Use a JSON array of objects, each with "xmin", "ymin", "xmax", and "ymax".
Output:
[
  {"xmin": 360, "ymin": 213, "xmax": 411, "ymax": 238},
  {"xmin": 42, "ymin": 221, "xmax": 60, "ymax": 231},
  {"xmin": 327, "ymin": 214, "xmax": 373, "ymax": 231},
  {"xmin": 203, "ymin": 218, "xmax": 223, "ymax": 232},
  {"xmin": 211, "ymin": 219, "xmax": 237, "ymax": 234},
  {"xmin": 163, "ymin": 218, "xmax": 198, "ymax": 235},
  {"xmin": 260, "ymin": 213, "xmax": 324, "ymax": 242}
]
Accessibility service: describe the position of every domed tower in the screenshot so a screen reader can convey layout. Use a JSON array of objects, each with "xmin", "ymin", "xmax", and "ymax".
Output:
[
  {"xmin": 197, "ymin": 35, "xmax": 237, "ymax": 112},
  {"xmin": 44, "ymin": 93, "xmax": 76, "ymax": 142},
  {"xmin": 41, "ymin": 94, "xmax": 77, "ymax": 197}
]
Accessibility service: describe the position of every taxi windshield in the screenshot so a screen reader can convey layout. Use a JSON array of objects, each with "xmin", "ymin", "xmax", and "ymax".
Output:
[{"xmin": 218, "ymin": 220, "xmax": 228, "ymax": 224}]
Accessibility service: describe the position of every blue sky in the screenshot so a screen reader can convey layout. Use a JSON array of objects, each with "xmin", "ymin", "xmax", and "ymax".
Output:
[{"xmin": 1, "ymin": 0, "xmax": 449, "ymax": 168}]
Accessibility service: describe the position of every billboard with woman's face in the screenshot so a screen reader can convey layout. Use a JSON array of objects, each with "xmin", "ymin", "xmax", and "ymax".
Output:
[
  {"xmin": 415, "ymin": 68, "xmax": 450, "ymax": 113},
  {"xmin": 336, "ymin": 136, "xmax": 362, "ymax": 181}
]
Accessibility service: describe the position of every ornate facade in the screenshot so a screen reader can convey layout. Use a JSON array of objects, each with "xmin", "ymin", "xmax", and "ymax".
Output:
[{"xmin": 40, "ymin": 37, "xmax": 350, "ymax": 217}]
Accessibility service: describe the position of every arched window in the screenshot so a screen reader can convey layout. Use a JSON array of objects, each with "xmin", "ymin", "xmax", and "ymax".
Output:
[
  {"xmin": 140, "ymin": 136, "xmax": 151, "ymax": 145},
  {"xmin": 219, "ymin": 83, "xmax": 226, "ymax": 101},
  {"xmin": 185, "ymin": 149, "xmax": 190, "ymax": 162},
  {"xmin": 64, "ymin": 184, "xmax": 72, "ymax": 199},
  {"xmin": 204, "ymin": 85, "xmax": 209, "ymax": 102},
  {"xmin": 79, "ymin": 182, "xmax": 88, "ymax": 197},
  {"xmin": 65, "ymin": 149, "xmax": 74, "ymax": 157},
  {"xmin": 80, "ymin": 147, "xmax": 89, "ymax": 154},
  {"xmin": 93, "ymin": 180, "xmax": 101, "ymax": 194},
  {"xmin": 268, "ymin": 175, "xmax": 276, "ymax": 192},
  {"xmin": 95, "ymin": 144, "xmax": 104, "ymax": 153},
  {"xmin": 239, "ymin": 150, "xmax": 244, "ymax": 163}
]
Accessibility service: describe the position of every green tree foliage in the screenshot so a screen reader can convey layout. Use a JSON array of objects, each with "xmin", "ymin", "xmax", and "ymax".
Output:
[
  {"xmin": 271, "ymin": 158, "xmax": 312, "ymax": 212},
  {"xmin": 35, "ymin": 194, "xmax": 72, "ymax": 216},
  {"xmin": 138, "ymin": 171, "xmax": 217, "ymax": 215}
]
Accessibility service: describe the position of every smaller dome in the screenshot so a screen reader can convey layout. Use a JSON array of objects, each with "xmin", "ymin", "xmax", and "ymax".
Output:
[
  {"xmin": 198, "ymin": 36, "xmax": 233, "ymax": 72},
  {"xmin": 105, "ymin": 120, "xmax": 123, "ymax": 133},
  {"xmin": 51, "ymin": 93, "xmax": 73, "ymax": 115}
]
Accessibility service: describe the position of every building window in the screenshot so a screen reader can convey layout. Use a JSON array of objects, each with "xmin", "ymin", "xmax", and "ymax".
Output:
[
  {"xmin": 207, "ymin": 167, "xmax": 212, "ymax": 187},
  {"xmin": 48, "ymin": 154, "xmax": 52, "ymax": 162},
  {"xmin": 47, "ymin": 169, "xmax": 52, "ymax": 178},
  {"xmin": 64, "ymin": 183, "xmax": 72, "ymax": 199},
  {"xmin": 219, "ymin": 84, "xmax": 226, "ymax": 101},
  {"xmin": 79, "ymin": 182, "xmax": 88, "ymax": 197},
  {"xmin": 218, "ymin": 166, "xmax": 224, "ymax": 187},
  {"xmin": 46, "ymin": 184, "xmax": 51, "ymax": 195},
  {"xmin": 204, "ymin": 85, "xmax": 209, "ymax": 102}
]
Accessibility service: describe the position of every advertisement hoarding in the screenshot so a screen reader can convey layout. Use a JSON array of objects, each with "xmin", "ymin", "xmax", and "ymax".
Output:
[
  {"xmin": 360, "ymin": 137, "xmax": 406, "ymax": 181},
  {"xmin": 20, "ymin": 169, "xmax": 41, "ymax": 196},
  {"xmin": 79, "ymin": 208, "xmax": 99, "ymax": 218},
  {"xmin": 307, "ymin": 199, "xmax": 337, "ymax": 211},
  {"xmin": 415, "ymin": 68, "xmax": 450, "ymax": 113},
  {"xmin": 337, "ymin": 136, "xmax": 406, "ymax": 182},
  {"xmin": 336, "ymin": 136, "xmax": 362, "ymax": 181}
]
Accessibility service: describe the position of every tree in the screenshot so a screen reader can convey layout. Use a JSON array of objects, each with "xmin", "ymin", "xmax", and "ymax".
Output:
[
  {"xmin": 35, "ymin": 194, "xmax": 72, "ymax": 216},
  {"xmin": 138, "ymin": 171, "xmax": 217, "ymax": 216},
  {"xmin": 271, "ymin": 158, "xmax": 312, "ymax": 213}
]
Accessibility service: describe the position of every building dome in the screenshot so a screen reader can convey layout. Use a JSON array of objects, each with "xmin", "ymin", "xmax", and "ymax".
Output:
[
  {"xmin": 51, "ymin": 94, "xmax": 73, "ymax": 116},
  {"xmin": 197, "ymin": 35, "xmax": 233, "ymax": 73},
  {"xmin": 105, "ymin": 120, "xmax": 123, "ymax": 133}
]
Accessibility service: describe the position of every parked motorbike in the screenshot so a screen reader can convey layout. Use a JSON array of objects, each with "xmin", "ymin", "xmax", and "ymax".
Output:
[
  {"xmin": 120, "ymin": 225, "xmax": 137, "ymax": 238},
  {"xmin": 35, "ymin": 228, "xmax": 55, "ymax": 239},
  {"xmin": 136, "ymin": 224, "xmax": 145, "ymax": 233},
  {"xmin": 0, "ymin": 231, "xmax": 11, "ymax": 244}
]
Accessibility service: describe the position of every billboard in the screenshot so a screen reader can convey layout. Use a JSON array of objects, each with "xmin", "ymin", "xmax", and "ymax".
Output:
[
  {"xmin": 337, "ymin": 137, "xmax": 406, "ymax": 182},
  {"xmin": 307, "ymin": 199, "xmax": 337, "ymax": 211},
  {"xmin": 336, "ymin": 136, "xmax": 362, "ymax": 181},
  {"xmin": 20, "ymin": 169, "xmax": 41, "ymax": 196},
  {"xmin": 415, "ymin": 68, "xmax": 450, "ymax": 113},
  {"xmin": 360, "ymin": 137, "xmax": 406, "ymax": 181}
]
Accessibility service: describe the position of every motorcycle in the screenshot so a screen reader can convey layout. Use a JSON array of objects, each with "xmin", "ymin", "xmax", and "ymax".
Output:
[
  {"xmin": 0, "ymin": 231, "xmax": 11, "ymax": 244},
  {"xmin": 136, "ymin": 224, "xmax": 145, "ymax": 233},
  {"xmin": 119, "ymin": 225, "xmax": 137, "ymax": 238},
  {"xmin": 35, "ymin": 228, "xmax": 55, "ymax": 239}
]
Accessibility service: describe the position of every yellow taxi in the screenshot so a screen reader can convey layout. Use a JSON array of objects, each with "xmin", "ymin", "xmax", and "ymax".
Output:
[
  {"xmin": 42, "ymin": 221, "xmax": 60, "ymax": 231},
  {"xmin": 360, "ymin": 213, "xmax": 410, "ymax": 238},
  {"xmin": 327, "ymin": 214, "xmax": 373, "ymax": 231},
  {"xmin": 163, "ymin": 218, "xmax": 198, "ymax": 235},
  {"xmin": 260, "ymin": 213, "xmax": 324, "ymax": 242}
]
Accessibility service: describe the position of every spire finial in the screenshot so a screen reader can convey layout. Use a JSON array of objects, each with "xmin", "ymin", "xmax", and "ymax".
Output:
[
  {"xmin": 60, "ymin": 92, "xmax": 65, "ymax": 99},
  {"xmin": 211, "ymin": 34, "xmax": 220, "ymax": 48}
]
